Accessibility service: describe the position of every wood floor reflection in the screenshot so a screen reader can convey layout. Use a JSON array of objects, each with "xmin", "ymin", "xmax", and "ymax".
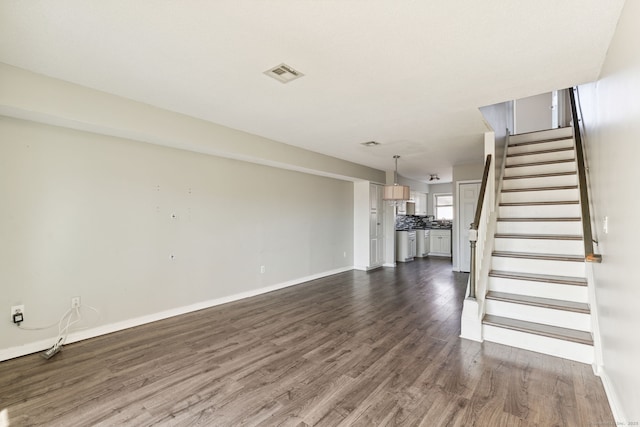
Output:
[{"xmin": 0, "ymin": 258, "xmax": 614, "ymax": 426}]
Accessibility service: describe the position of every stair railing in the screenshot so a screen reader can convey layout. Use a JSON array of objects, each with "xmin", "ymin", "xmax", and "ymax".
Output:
[
  {"xmin": 568, "ymin": 87, "xmax": 602, "ymax": 263},
  {"xmin": 468, "ymin": 154, "xmax": 492, "ymax": 298}
]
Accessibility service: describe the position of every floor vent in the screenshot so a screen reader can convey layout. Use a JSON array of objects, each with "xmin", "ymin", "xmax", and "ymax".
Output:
[{"xmin": 264, "ymin": 63, "xmax": 304, "ymax": 83}]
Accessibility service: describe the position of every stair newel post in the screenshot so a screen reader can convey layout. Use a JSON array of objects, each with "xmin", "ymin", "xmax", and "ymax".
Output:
[{"xmin": 469, "ymin": 225, "xmax": 478, "ymax": 299}]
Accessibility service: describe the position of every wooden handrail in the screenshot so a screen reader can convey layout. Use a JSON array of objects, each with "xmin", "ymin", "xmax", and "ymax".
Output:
[
  {"xmin": 471, "ymin": 154, "xmax": 492, "ymax": 230},
  {"xmin": 469, "ymin": 154, "xmax": 492, "ymax": 299},
  {"xmin": 568, "ymin": 88, "xmax": 602, "ymax": 263}
]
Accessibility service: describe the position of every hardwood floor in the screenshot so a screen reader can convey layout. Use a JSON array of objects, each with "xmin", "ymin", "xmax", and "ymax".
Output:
[{"xmin": 0, "ymin": 258, "xmax": 613, "ymax": 426}]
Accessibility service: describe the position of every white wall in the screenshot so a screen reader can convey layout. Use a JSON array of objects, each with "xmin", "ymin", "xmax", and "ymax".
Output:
[
  {"xmin": 0, "ymin": 64, "xmax": 389, "ymax": 360},
  {"xmin": 479, "ymin": 100, "xmax": 514, "ymax": 195},
  {"xmin": 397, "ymin": 175, "xmax": 429, "ymax": 194},
  {"xmin": 0, "ymin": 116, "xmax": 355, "ymax": 357},
  {"xmin": 514, "ymin": 92, "xmax": 553, "ymax": 134},
  {"xmin": 576, "ymin": 0, "xmax": 640, "ymax": 422}
]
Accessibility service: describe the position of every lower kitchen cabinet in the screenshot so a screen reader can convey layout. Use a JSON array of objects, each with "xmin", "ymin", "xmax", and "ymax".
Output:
[
  {"xmin": 396, "ymin": 230, "xmax": 416, "ymax": 262},
  {"xmin": 416, "ymin": 229, "xmax": 429, "ymax": 257},
  {"xmin": 429, "ymin": 229, "xmax": 451, "ymax": 257}
]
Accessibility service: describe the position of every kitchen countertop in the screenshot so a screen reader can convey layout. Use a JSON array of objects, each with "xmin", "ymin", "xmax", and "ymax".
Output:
[{"xmin": 396, "ymin": 226, "xmax": 452, "ymax": 231}]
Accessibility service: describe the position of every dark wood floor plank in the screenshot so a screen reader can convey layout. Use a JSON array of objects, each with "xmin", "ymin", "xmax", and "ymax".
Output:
[{"xmin": 0, "ymin": 257, "xmax": 614, "ymax": 426}]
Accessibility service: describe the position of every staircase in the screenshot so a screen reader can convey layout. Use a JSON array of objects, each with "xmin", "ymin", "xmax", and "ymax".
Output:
[{"xmin": 481, "ymin": 126, "xmax": 595, "ymax": 364}]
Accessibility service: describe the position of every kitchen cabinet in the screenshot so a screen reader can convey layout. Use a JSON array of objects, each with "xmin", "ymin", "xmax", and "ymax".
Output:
[
  {"xmin": 396, "ymin": 230, "xmax": 416, "ymax": 262},
  {"xmin": 429, "ymin": 229, "xmax": 451, "ymax": 257},
  {"xmin": 398, "ymin": 192, "xmax": 427, "ymax": 216},
  {"xmin": 414, "ymin": 193, "xmax": 427, "ymax": 216},
  {"xmin": 416, "ymin": 229, "xmax": 430, "ymax": 257}
]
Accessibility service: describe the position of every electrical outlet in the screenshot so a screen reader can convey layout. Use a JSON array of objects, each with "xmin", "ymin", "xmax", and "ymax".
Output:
[
  {"xmin": 11, "ymin": 305, "xmax": 24, "ymax": 322},
  {"xmin": 260, "ymin": 265, "xmax": 265, "ymax": 274},
  {"xmin": 71, "ymin": 297, "xmax": 81, "ymax": 308}
]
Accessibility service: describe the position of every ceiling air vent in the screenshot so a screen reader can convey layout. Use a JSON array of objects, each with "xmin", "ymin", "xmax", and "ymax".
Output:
[
  {"xmin": 264, "ymin": 63, "xmax": 304, "ymax": 84},
  {"xmin": 361, "ymin": 141, "xmax": 381, "ymax": 147}
]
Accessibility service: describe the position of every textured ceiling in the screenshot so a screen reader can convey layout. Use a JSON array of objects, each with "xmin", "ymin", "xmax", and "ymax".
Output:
[{"xmin": 0, "ymin": 1, "xmax": 625, "ymax": 182}]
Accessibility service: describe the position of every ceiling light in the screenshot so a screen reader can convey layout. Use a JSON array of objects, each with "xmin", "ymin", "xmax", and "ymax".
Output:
[
  {"xmin": 264, "ymin": 63, "xmax": 304, "ymax": 84},
  {"xmin": 383, "ymin": 155, "xmax": 411, "ymax": 206},
  {"xmin": 429, "ymin": 174, "xmax": 440, "ymax": 181},
  {"xmin": 360, "ymin": 141, "xmax": 381, "ymax": 147}
]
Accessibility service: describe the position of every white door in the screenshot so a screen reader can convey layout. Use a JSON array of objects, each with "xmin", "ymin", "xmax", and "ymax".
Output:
[
  {"xmin": 458, "ymin": 182, "xmax": 481, "ymax": 272},
  {"xmin": 370, "ymin": 184, "xmax": 384, "ymax": 267}
]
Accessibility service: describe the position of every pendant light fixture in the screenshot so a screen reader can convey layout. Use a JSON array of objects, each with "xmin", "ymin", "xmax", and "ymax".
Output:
[
  {"xmin": 429, "ymin": 174, "xmax": 440, "ymax": 181},
  {"xmin": 383, "ymin": 155, "xmax": 411, "ymax": 205}
]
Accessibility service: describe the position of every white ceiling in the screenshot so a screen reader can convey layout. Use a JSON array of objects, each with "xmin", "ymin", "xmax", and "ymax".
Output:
[{"xmin": 0, "ymin": 1, "xmax": 625, "ymax": 183}]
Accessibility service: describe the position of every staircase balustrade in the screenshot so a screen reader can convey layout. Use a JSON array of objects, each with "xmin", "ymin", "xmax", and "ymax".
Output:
[{"xmin": 568, "ymin": 88, "xmax": 602, "ymax": 263}]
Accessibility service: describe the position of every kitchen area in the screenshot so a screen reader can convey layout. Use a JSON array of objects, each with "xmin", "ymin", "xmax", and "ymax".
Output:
[{"xmin": 395, "ymin": 191, "xmax": 452, "ymax": 263}]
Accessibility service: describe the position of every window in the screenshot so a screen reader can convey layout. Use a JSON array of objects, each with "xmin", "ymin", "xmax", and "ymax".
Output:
[{"xmin": 434, "ymin": 193, "xmax": 453, "ymax": 220}]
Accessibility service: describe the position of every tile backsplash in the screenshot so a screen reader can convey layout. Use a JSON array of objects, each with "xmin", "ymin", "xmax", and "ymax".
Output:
[{"xmin": 396, "ymin": 215, "xmax": 452, "ymax": 230}]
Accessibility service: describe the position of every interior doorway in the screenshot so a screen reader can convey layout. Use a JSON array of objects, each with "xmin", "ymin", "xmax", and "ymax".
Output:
[{"xmin": 457, "ymin": 181, "xmax": 481, "ymax": 272}]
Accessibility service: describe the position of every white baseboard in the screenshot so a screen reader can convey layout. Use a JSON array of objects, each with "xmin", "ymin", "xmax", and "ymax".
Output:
[
  {"xmin": 354, "ymin": 264, "xmax": 383, "ymax": 272},
  {"xmin": 0, "ymin": 266, "xmax": 353, "ymax": 362},
  {"xmin": 599, "ymin": 368, "xmax": 628, "ymax": 424}
]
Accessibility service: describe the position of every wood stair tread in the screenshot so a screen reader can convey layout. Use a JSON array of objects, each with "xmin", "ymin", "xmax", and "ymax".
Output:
[
  {"xmin": 503, "ymin": 171, "xmax": 577, "ymax": 180},
  {"xmin": 505, "ymin": 159, "xmax": 575, "ymax": 168},
  {"xmin": 486, "ymin": 291, "xmax": 590, "ymax": 314},
  {"xmin": 489, "ymin": 270, "xmax": 587, "ymax": 286},
  {"xmin": 495, "ymin": 233, "xmax": 582, "ymax": 241},
  {"xmin": 499, "ymin": 200, "xmax": 579, "ymax": 206},
  {"xmin": 508, "ymin": 136, "xmax": 573, "ymax": 147},
  {"xmin": 492, "ymin": 251, "xmax": 584, "ymax": 262},
  {"xmin": 507, "ymin": 147, "xmax": 574, "ymax": 157},
  {"xmin": 497, "ymin": 217, "xmax": 581, "ymax": 222},
  {"xmin": 502, "ymin": 185, "xmax": 578, "ymax": 193},
  {"xmin": 483, "ymin": 314, "xmax": 593, "ymax": 346}
]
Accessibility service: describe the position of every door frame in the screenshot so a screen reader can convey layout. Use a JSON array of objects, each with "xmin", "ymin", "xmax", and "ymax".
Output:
[{"xmin": 455, "ymin": 180, "xmax": 481, "ymax": 272}]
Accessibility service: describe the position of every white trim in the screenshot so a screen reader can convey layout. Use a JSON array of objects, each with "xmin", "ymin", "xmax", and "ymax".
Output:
[
  {"xmin": 599, "ymin": 368, "xmax": 628, "ymax": 424},
  {"xmin": 0, "ymin": 266, "xmax": 353, "ymax": 362}
]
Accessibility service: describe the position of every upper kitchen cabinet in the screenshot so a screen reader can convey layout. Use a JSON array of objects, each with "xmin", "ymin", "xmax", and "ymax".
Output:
[{"xmin": 413, "ymin": 192, "xmax": 427, "ymax": 216}]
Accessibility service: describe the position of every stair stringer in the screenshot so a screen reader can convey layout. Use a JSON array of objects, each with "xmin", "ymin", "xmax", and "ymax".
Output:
[
  {"xmin": 460, "ymin": 129, "xmax": 510, "ymax": 342},
  {"xmin": 571, "ymin": 123, "xmax": 604, "ymax": 373},
  {"xmin": 586, "ymin": 255, "xmax": 604, "ymax": 373}
]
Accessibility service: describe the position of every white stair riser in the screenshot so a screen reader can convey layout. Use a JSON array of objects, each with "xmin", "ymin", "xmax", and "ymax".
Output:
[
  {"xmin": 491, "ymin": 256, "xmax": 585, "ymax": 277},
  {"xmin": 509, "ymin": 127, "xmax": 573, "ymax": 144},
  {"xmin": 507, "ymin": 138, "xmax": 574, "ymax": 155},
  {"xmin": 488, "ymin": 277, "xmax": 589, "ymax": 303},
  {"xmin": 502, "ymin": 174, "xmax": 578, "ymax": 190},
  {"xmin": 496, "ymin": 221, "xmax": 583, "ymax": 235},
  {"xmin": 498, "ymin": 204, "xmax": 581, "ymax": 218},
  {"xmin": 505, "ymin": 161, "xmax": 577, "ymax": 177},
  {"xmin": 506, "ymin": 151, "xmax": 575, "ymax": 166},
  {"xmin": 485, "ymin": 300, "xmax": 591, "ymax": 331},
  {"xmin": 494, "ymin": 238, "xmax": 584, "ymax": 255},
  {"xmin": 501, "ymin": 189, "xmax": 579, "ymax": 204},
  {"xmin": 482, "ymin": 325, "xmax": 593, "ymax": 364}
]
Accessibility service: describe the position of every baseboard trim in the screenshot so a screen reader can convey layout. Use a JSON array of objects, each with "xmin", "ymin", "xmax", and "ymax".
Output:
[
  {"xmin": 599, "ymin": 368, "xmax": 628, "ymax": 424},
  {"xmin": 0, "ymin": 266, "xmax": 353, "ymax": 362}
]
